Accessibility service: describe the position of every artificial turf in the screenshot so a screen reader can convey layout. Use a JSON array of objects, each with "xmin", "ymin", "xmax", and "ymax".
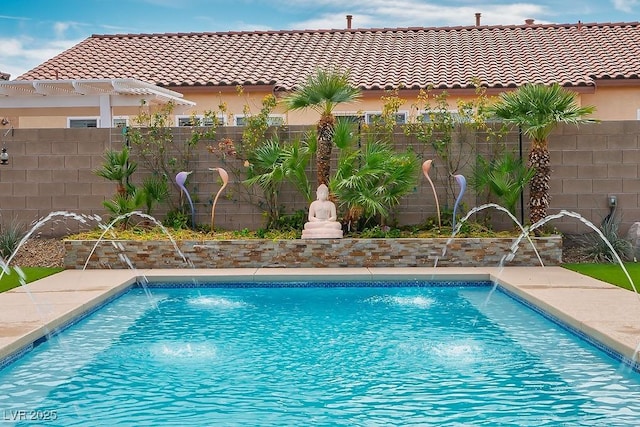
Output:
[
  {"xmin": 0, "ymin": 267, "xmax": 64, "ymax": 293},
  {"xmin": 562, "ymin": 262, "xmax": 640, "ymax": 292}
]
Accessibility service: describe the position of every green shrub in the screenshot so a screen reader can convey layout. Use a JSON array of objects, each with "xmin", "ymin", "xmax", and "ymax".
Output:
[
  {"xmin": 470, "ymin": 151, "xmax": 534, "ymax": 216},
  {"xmin": 576, "ymin": 215, "xmax": 633, "ymax": 263},
  {"xmin": 141, "ymin": 175, "xmax": 170, "ymax": 215},
  {"xmin": 331, "ymin": 138, "xmax": 419, "ymax": 227},
  {"xmin": 163, "ymin": 209, "xmax": 190, "ymax": 230},
  {"xmin": 0, "ymin": 218, "xmax": 26, "ymax": 259},
  {"xmin": 270, "ymin": 210, "xmax": 307, "ymax": 231},
  {"xmin": 357, "ymin": 226, "xmax": 402, "ymax": 238}
]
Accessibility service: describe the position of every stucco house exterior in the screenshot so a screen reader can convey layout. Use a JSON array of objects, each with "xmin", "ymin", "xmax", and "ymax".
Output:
[
  {"xmin": 2, "ymin": 18, "xmax": 640, "ymax": 239},
  {"xmin": 1, "ymin": 18, "xmax": 640, "ymax": 128}
]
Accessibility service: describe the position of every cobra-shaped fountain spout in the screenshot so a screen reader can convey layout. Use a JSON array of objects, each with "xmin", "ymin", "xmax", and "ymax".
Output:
[
  {"xmin": 175, "ymin": 171, "xmax": 195, "ymax": 228},
  {"xmin": 452, "ymin": 174, "xmax": 466, "ymax": 231},
  {"xmin": 209, "ymin": 167, "xmax": 229, "ymax": 231},
  {"xmin": 422, "ymin": 160, "xmax": 441, "ymax": 227}
]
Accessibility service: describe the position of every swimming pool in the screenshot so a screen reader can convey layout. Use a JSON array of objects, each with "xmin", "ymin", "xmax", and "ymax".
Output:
[{"xmin": 1, "ymin": 281, "xmax": 639, "ymax": 426}]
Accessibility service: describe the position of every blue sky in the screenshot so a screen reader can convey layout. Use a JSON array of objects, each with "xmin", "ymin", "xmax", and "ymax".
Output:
[{"xmin": 1, "ymin": 0, "xmax": 638, "ymax": 78}]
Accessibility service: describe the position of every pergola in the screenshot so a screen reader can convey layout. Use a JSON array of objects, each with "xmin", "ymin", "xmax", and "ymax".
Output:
[{"xmin": 0, "ymin": 78, "xmax": 196, "ymax": 128}]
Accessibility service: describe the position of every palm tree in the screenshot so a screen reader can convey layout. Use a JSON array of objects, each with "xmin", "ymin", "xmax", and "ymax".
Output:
[
  {"xmin": 331, "ymin": 140, "xmax": 419, "ymax": 227},
  {"xmin": 243, "ymin": 135, "xmax": 313, "ymax": 228},
  {"xmin": 283, "ymin": 68, "xmax": 361, "ymax": 186},
  {"xmin": 490, "ymin": 83, "xmax": 597, "ymax": 225},
  {"xmin": 470, "ymin": 151, "xmax": 535, "ymax": 217},
  {"xmin": 94, "ymin": 146, "xmax": 137, "ymax": 196},
  {"xmin": 330, "ymin": 119, "xmax": 420, "ymax": 228}
]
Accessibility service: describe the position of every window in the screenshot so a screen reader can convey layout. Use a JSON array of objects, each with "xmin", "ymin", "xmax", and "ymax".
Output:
[
  {"xmin": 418, "ymin": 111, "xmax": 473, "ymax": 124},
  {"xmin": 68, "ymin": 117, "xmax": 99, "ymax": 128},
  {"xmin": 335, "ymin": 111, "xmax": 408, "ymax": 125},
  {"xmin": 176, "ymin": 114, "xmax": 226, "ymax": 127},
  {"xmin": 233, "ymin": 115, "xmax": 284, "ymax": 126},
  {"xmin": 112, "ymin": 116, "xmax": 128, "ymax": 128},
  {"xmin": 365, "ymin": 112, "xmax": 407, "ymax": 125}
]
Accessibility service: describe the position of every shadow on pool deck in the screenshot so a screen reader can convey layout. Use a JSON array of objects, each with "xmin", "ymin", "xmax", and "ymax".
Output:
[{"xmin": 0, "ymin": 267, "xmax": 639, "ymax": 369}]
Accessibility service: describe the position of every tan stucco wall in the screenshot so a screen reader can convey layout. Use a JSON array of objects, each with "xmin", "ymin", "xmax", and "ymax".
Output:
[
  {"xmin": 175, "ymin": 87, "xmax": 492, "ymax": 125},
  {"xmin": 3, "ymin": 85, "xmax": 633, "ymax": 129},
  {"xmin": 7, "ymin": 107, "xmax": 103, "ymax": 129},
  {"xmin": 581, "ymin": 86, "xmax": 640, "ymax": 121},
  {"xmin": 178, "ymin": 86, "xmax": 639, "ymax": 124}
]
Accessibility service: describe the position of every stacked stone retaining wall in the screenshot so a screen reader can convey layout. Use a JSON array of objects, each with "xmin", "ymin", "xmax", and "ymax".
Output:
[{"xmin": 64, "ymin": 236, "xmax": 562, "ymax": 269}]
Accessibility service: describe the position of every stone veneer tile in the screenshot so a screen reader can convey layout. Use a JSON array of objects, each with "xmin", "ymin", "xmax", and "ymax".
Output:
[{"xmin": 64, "ymin": 237, "xmax": 562, "ymax": 269}]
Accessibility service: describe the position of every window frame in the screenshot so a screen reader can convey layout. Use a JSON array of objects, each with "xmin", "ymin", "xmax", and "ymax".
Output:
[
  {"xmin": 335, "ymin": 111, "xmax": 408, "ymax": 125},
  {"xmin": 67, "ymin": 117, "xmax": 100, "ymax": 128},
  {"xmin": 233, "ymin": 114, "xmax": 285, "ymax": 127},
  {"xmin": 176, "ymin": 114, "xmax": 227, "ymax": 127},
  {"xmin": 365, "ymin": 111, "xmax": 408, "ymax": 125},
  {"xmin": 112, "ymin": 116, "xmax": 129, "ymax": 128}
]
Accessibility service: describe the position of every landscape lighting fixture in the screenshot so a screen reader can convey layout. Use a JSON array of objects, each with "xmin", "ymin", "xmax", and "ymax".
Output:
[{"xmin": 1, "ymin": 126, "xmax": 12, "ymax": 165}]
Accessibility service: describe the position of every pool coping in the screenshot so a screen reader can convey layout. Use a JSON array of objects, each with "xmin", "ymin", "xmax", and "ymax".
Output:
[{"xmin": 1, "ymin": 267, "xmax": 639, "ymax": 370}]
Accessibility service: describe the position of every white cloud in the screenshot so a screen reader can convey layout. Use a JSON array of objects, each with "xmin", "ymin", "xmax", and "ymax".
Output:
[
  {"xmin": 52, "ymin": 21, "xmax": 93, "ymax": 38},
  {"xmin": 0, "ymin": 36, "xmax": 80, "ymax": 78},
  {"xmin": 0, "ymin": 17, "xmax": 93, "ymax": 77},
  {"xmin": 0, "ymin": 38, "xmax": 24, "ymax": 57},
  {"xmin": 289, "ymin": 0, "xmax": 551, "ymax": 29},
  {"xmin": 612, "ymin": 0, "xmax": 639, "ymax": 12},
  {"xmin": 0, "ymin": 14, "xmax": 30, "ymax": 22},
  {"xmin": 53, "ymin": 22, "xmax": 71, "ymax": 38}
]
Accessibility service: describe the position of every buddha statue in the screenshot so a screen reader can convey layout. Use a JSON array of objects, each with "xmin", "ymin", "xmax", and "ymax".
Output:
[{"xmin": 301, "ymin": 184, "xmax": 343, "ymax": 239}]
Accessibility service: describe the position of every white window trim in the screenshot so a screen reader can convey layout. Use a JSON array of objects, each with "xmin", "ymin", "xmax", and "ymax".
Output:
[
  {"xmin": 112, "ymin": 116, "xmax": 129, "ymax": 128},
  {"xmin": 417, "ymin": 109, "xmax": 487, "ymax": 124},
  {"xmin": 176, "ymin": 114, "xmax": 227, "ymax": 127},
  {"xmin": 67, "ymin": 116, "xmax": 100, "ymax": 128},
  {"xmin": 233, "ymin": 114, "xmax": 285, "ymax": 126},
  {"xmin": 365, "ymin": 111, "xmax": 408, "ymax": 124},
  {"xmin": 335, "ymin": 111, "xmax": 408, "ymax": 124}
]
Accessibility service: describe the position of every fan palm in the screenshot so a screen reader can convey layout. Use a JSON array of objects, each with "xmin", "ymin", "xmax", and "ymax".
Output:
[
  {"xmin": 331, "ymin": 131, "xmax": 419, "ymax": 227},
  {"xmin": 102, "ymin": 188, "xmax": 145, "ymax": 229},
  {"xmin": 140, "ymin": 175, "xmax": 170, "ymax": 215},
  {"xmin": 470, "ymin": 151, "xmax": 535, "ymax": 217},
  {"xmin": 94, "ymin": 146, "xmax": 137, "ymax": 196},
  {"xmin": 244, "ymin": 135, "xmax": 313, "ymax": 227},
  {"xmin": 490, "ymin": 83, "xmax": 597, "ymax": 224},
  {"xmin": 283, "ymin": 68, "xmax": 361, "ymax": 186}
]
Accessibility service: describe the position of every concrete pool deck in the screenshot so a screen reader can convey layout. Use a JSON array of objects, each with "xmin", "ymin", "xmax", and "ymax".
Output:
[{"xmin": 1, "ymin": 267, "xmax": 639, "ymax": 368}]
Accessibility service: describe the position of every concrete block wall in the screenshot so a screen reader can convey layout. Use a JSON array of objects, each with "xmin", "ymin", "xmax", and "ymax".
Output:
[
  {"xmin": 0, "ymin": 128, "xmax": 114, "ymax": 235},
  {"xmin": 1, "ymin": 122, "xmax": 639, "ymax": 238},
  {"xmin": 548, "ymin": 121, "xmax": 640, "ymax": 234}
]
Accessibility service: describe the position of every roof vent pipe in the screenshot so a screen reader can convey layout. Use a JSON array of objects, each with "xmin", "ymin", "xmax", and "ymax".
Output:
[
  {"xmin": 475, "ymin": 13, "xmax": 481, "ymax": 26},
  {"xmin": 346, "ymin": 15, "xmax": 353, "ymax": 29},
  {"xmin": 525, "ymin": 18, "xmax": 535, "ymax": 25}
]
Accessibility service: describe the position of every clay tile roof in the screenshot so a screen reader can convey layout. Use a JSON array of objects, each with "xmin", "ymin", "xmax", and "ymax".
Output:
[{"xmin": 16, "ymin": 22, "xmax": 640, "ymax": 91}]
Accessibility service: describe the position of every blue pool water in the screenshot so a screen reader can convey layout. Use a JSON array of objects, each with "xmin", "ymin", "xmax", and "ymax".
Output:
[{"xmin": 1, "ymin": 282, "xmax": 640, "ymax": 426}]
